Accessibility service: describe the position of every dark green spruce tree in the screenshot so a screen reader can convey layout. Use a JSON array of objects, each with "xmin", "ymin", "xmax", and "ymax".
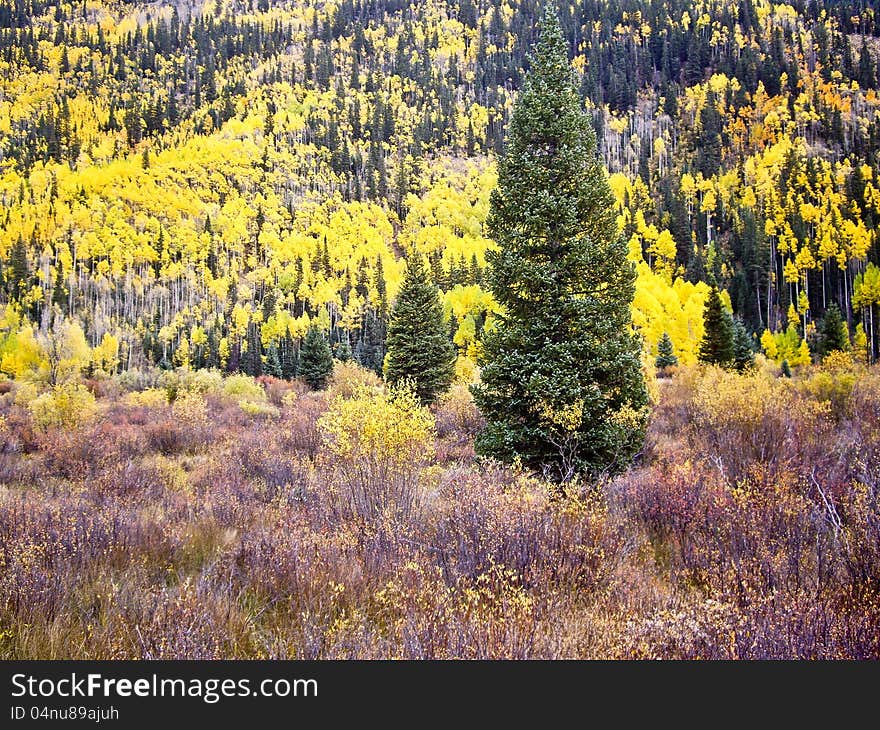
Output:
[
  {"xmin": 698, "ymin": 286, "xmax": 735, "ymax": 366},
  {"xmin": 731, "ymin": 318, "xmax": 755, "ymax": 371},
  {"xmin": 385, "ymin": 255, "xmax": 456, "ymax": 404},
  {"xmin": 299, "ymin": 325, "xmax": 333, "ymax": 390},
  {"xmin": 818, "ymin": 304, "xmax": 850, "ymax": 358},
  {"xmin": 655, "ymin": 332, "xmax": 678, "ymax": 370},
  {"xmin": 472, "ymin": 5, "xmax": 649, "ymax": 483}
]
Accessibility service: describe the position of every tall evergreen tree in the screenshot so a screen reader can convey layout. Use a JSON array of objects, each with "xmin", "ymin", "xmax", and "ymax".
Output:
[
  {"xmin": 698, "ymin": 286, "xmax": 735, "ymax": 366},
  {"xmin": 355, "ymin": 308, "xmax": 386, "ymax": 374},
  {"xmin": 472, "ymin": 5, "xmax": 649, "ymax": 483},
  {"xmin": 240, "ymin": 320, "xmax": 263, "ymax": 376},
  {"xmin": 265, "ymin": 343, "xmax": 283, "ymax": 378},
  {"xmin": 299, "ymin": 325, "xmax": 333, "ymax": 390},
  {"xmin": 385, "ymin": 255, "xmax": 456, "ymax": 404}
]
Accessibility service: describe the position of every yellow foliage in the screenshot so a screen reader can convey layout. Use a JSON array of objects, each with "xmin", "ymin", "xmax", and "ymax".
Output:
[
  {"xmin": 328, "ymin": 360, "xmax": 383, "ymax": 399},
  {"xmin": 318, "ymin": 384, "xmax": 435, "ymax": 520},
  {"xmin": 92, "ymin": 333, "xmax": 120, "ymax": 375},
  {"xmin": 28, "ymin": 382, "xmax": 98, "ymax": 431},
  {"xmin": 124, "ymin": 388, "xmax": 169, "ymax": 409},
  {"xmin": 238, "ymin": 399, "xmax": 280, "ymax": 418},
  {"xmin": 171, "ymin": 390, "xmax": 209, "ymax": 429},
  {"xmin": 221, "ymin": 374, "xmax": 266, "ymax": 403},
  {"xmin": 631, "ymin": 261, "xmax": 709, "ymax": 365}
]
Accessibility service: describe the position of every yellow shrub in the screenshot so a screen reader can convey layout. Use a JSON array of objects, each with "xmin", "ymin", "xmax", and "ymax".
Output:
[
  {"xmin": 221, "ymin": 374, "xmax": 266, "ymax": 403},
  {"xmin": 159, "ymin": 368, "xmax": 224, "ymax": 400},
  {"xmin": 12, "ymin": 381, "xmax": 39, "ymax": 407},
  {"xmin": 281, "ymin": 390, "xmax": 299, "ymax": 410},
  {"xmin": 799, "ymin": 360, "xmax": 857, "ymax": 419},
  {"xmin": 171, "ymin": 390, "xmax": 209, "ymax": 429},
  {"xmin": 28, "ymin": 383, "xmax": 98, "ymax": 431},
  {"xmin": 318, "ymin": 385, "xmax": 435, "ymax": 520},
  {"xmin": 689, "ymin": 366, "xmax": 830, "ymax": 482},
  {"xmin": 124, "ymin": 388, "xmax": 169, "ymax": 409},
  {"xmin": 454, "ymin": 355, "xmax": 479, "ymax": 384},
  {"xmin": 238, "ymin": 399, "xmax": 280, "ymax": 418},
  {"xmin": 328, "ymin": 360, "xmax": 382, "ymax": 399}
]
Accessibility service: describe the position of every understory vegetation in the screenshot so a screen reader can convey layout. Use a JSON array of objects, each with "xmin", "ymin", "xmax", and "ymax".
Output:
[{"xmin": 1, "ymin": 358, "xmax": 877, "ymax": 659}]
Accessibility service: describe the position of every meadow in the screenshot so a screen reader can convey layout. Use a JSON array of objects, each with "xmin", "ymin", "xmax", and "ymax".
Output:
[{"xmin": 1, "ymin": 357, "xmax": 877, "ymax": 659}]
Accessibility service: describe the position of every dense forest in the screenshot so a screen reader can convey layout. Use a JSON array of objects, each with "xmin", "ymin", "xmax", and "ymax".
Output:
[{"xmin": 1, "ymin": 0, "xmax": 880, "ymax": 377}]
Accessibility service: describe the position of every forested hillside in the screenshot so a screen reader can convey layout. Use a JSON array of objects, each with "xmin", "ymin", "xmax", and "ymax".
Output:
[{"xmin": 2, "ymin": 0, "xmax": 880, "ymax": 375}]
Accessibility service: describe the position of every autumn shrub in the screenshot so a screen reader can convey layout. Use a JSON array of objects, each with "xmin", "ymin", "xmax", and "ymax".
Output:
[
  {"xmin": 221, "ymin": 374, "xmax": 267, "ymax": 403},
  {"xmin": 2, "ymin": 362, "xmax": 879, "ymax": 660},
  {"xmin": 613, "ymin": 459, "xmax": 725, "ymax": 550},
  {"xmin": 429, "ymin": 469, "xmax": 617, "ymax": 591},
  {"xmin": 327, "ymin": 361, "xmax": 383, "ymax": 399},
  {"xmin": 687, "ymin": 366, "xmax": 832, "ymax": 484},
  {"xmin": 162, "ymin": 368, "xmax": 225, "ymax": 397},
  {"xmin": 238, "ymin": 399, "xmax": 280, "ymax": 418},
  {"xmin": 256, "ymin": 375, "xmax": 300, "ymax": 406},
  {"xmin": 0, "ymin": 409, "xmax": 38, "ymax": 454},
  {"xmin": 369, "ymin": 561, "xmax": 541, "ymax": 659},
  {"xmin": 433, "ymin": 383, "xmax": 484, "ymax": 440},
  {"xmin": 798, "ymin": 352, "xmax": 860, "ymax": 420},
  {"xmin": 83, "ymin": 375, "xmax": 124, "ymax": 400},
  {"xmin": 280, "ymin": 392, "xmax": 327, "ymax": 458},
  {"xmin": 115, "ymin": 367, "xmax": 161, "ymax": 392},
  {"xmin": 12, "ymin": 381, "xmax": 38, "ymax": 407},
  {"xmin": 123, "ymin": 388, "xmax": 168, "ymax": 409},
  {"xmin": 27, "ymin": 382, "xmax": 98, "ymax": 432},
  {"xmin": 318, "ymin": 385, "xmax": 435, "ymax": 521},
  {"xmin": 140, "ymin": 419, "xmax": 180, "ymax": 456}
]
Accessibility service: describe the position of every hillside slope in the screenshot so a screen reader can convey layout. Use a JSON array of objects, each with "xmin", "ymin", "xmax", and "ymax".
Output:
[{"xmin": 1, "ymin": 0, "xmax": 879, "ymax": 373}]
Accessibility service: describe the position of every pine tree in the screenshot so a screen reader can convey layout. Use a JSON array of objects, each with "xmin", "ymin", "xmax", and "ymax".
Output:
[
  {"xmin": 732, "ymin": 318, "xmax": 755, "ymax": 371},
  {"xmin": 818, "ymin": 303, "xmax": 850, "ymax": 358},
  {"xmin": 265, "ymin": 343, "xmax": 283, "ymax": 378},
  {"xmin": 299, "ymin": 325, "xmax": 333, "ymax": 390},
  {"xmin": 698, "ymin": 287, "xmax": 735, "ymax": 366},
  {"xmin": 472, "ymin": 5, "xmax": 649, "ymax": 483},
  {"xmin": 51, "ymin": 264, "xmax": 66, "ymax": 310},
  {"xmin": 385, "ymin": 255, "xmax": 456, "ymax": 404},
  {"xmin": 335, "ymin": 337, "xmax": 353, "ymax": 362},
  {"xmin": 9, "ymin": 236, "xmax": 29, "ymax": 301},
  {"xmin": 655, "ymin": 332, "xmax": 678, "ymax": 370}
]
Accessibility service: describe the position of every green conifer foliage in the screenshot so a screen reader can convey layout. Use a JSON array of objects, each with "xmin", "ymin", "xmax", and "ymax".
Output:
[
  {"xmin": 655, "ymin": 332, "xmax": 678, "ymax": 370},
  {"xmin": 818, "ymin": 304, "xmax": 850, "ymax": 358},
  {"xmin": 299, "ymin": 325, "xmax": 333, "ymax": 390},
  {"xmin": 385, "ymin": 255, "xmax": 456, "ymax": 404},
  {"xmin": 472, "ymin": 4, "xmax": 649, "ymax": 483},
  {"xmin": 732, "ymin": 318, "xmax": 755, "ymax": 371},
  {"xmin": 698, "ymin": 286, "xmax": 735, "ymax": 366}
]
